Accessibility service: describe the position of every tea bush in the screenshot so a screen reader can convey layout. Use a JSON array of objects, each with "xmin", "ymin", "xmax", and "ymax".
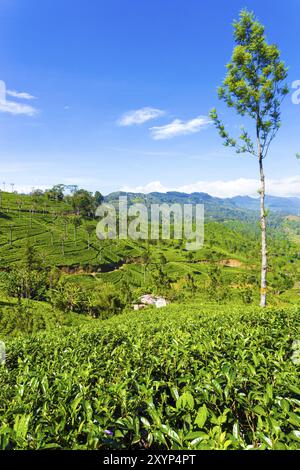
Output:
[{"xmin": 0, "ymin": 303, "xmax": 299, "ymax": 450}]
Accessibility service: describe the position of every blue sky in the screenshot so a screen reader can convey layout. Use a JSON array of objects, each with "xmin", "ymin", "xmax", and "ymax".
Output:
[{"xmin": 0, "ymin": 0, "xmax": 299, "ymax": 197}]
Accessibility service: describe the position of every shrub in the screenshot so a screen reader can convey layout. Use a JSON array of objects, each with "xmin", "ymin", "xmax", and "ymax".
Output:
[{"xmin": 0, "ymin": 304, "xmax": 299, "ymax": 450}]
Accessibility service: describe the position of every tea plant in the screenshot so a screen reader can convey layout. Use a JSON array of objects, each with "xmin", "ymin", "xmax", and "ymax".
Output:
[{"xmin": 0, "ymin": 303, "xmax": 299, "ymax": 450}]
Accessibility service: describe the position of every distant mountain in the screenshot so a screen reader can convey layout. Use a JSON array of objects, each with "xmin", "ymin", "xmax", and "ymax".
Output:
[
  {"xmin": 105, "ymin": 191, "xmax": 251, "ymax": 221},
  {"xmin": 230, "ymin": 195, "xmax": 300, "ymax": 215},
  {"xmin": 105, "ymin": 191, "xmax": 246, "ymax": 220},
  {"xmin": 104, "ymin": 191, "xmax": 300, "ymax": 219}
]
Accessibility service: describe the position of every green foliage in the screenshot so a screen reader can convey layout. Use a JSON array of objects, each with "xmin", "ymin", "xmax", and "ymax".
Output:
[
  {"xmin": 4, "ymin": 244, "xmax": 48, "ymax": 301},
  {"xmin": 0, "ymin": 303, "xmax": 299, "ymax": 449},
  {"xmin": 45, "ymin": 185, "xmax": 65, "ymax": 202},
  {"xmin": 210, "ymin": 9, "xmax": 289, "ymax": 308},
  {"xmin": 5, "ymin": 268, "xmax": 48, "ymax": 301},
  {"xmin": 49, "ymin": 279, "xmax": 125, "ymax": 318},
  {"xmin": 207, "ymin": 265, "xmax": 230, "ymax": 302},
  {"xmin": 239, "ymin": 286, "xmax": 254, "ymax": 304},
  {"xmin": 94, "ymin": 191, "xmax": 104, "ymax": 207},
  {"xmin": 210, "ymin": 9, "xmax": 288, "ymax": 157},
  {"xmin": 150, "ymin": 263, "xmax": 172, "ymax": 295},
  {"xmin": 0, "ymin": 193, "xmax": 298, "ymax": 304},
  {"xmin": 270, "ymin": 269, "xmax": 295, "ymax": 295},
  {"xmin": 72, "ymin": 189, "xmax": 95, "ymax": 217},
  {"xmin": 0, "ymin": 299, "xmax": 88, "ymax": 337}
]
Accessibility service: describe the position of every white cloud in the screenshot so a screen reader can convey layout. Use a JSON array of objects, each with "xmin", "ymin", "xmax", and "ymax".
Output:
[
  {"xmin": 7, "ymin": 90, "xmax": 36, "ymax": 100},
  {"xmin": 120, "ymin": 176, "xmax": 300, "ymax": 198},
  {"xmin": 118, "ymin": 107, "xmax": 165, "ymax": 126},
  {"xmin": 0, "ymin": 80, "xmax": 38, "ymax": 116},
  {"xmin": 0, "ymin": 100, "xmax": 38, "ymax": 116},
  {"xmin": 121, "ymin": 181, "xmax": 167, "ymax": 193},
  {"xmin": 150, "ymin": 115, "xmax": 212, "ymax": 140}
]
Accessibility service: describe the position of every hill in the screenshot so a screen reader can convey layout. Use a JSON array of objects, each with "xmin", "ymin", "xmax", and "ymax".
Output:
[
  {"xmin": 0, "ymin": 189, "xmax": 299, "ymax": 305},
  {"xmin": 105, "ymin": 191, "xmax": 252, "ymax": 221},
  {"xmin": 230, "ymin": 196, "xmax": 300, "ymax": 215},
  {"xmin": 105, "ymin": 191, "xmax": 300, "ymax": 218}
]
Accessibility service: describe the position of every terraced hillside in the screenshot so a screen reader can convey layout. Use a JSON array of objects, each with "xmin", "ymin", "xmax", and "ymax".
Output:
[{"xmin": 0, "ymin": 190, "xmax": 299, "ymax": 304}]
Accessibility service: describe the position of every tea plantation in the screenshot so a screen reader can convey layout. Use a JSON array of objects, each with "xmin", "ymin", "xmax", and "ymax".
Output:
[{"xmin": 0, "ymin": 303, "xmax": 299, "ymax": 450}]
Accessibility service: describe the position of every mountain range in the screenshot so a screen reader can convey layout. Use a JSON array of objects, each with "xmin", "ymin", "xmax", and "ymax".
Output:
[{"xmin": 104, "ymin": 191, "xmax": 300, "ymax": 220}]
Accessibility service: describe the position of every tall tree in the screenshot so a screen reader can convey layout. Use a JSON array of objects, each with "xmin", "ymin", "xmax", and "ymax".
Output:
[
  {"xmin": 45, "ymin": 184, "xmax": 65, "ymax": 201},
  {"xmin": 85, "ymin": 224, "xmax": 95, "ymax": 250},
  {"xmin": 141, "ymin": 249, "xmax": 152, "ymax": 283},
  {"xmin": 210, "ymin": 10, "xmax": 288, "ymax": 307},
  {"xmin": 94, "ymin": 191, "xmax": 104, "ymax": 207},
  {"xmin": 72, "ymin": 189, "xmax": 94, "ymax": 217},
  {"xmin": 71, "ymin": 215, "xmax": 81, "ymax": 246}
]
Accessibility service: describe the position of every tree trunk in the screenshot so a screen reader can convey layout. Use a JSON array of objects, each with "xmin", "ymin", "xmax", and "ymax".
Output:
[
  {"xmin": 74, "ymin": 226, "xmax": 77, "ymax": 246},
  {"xmin": 259, "ymin": 154, "xmax": 267, "ymax": 307}
]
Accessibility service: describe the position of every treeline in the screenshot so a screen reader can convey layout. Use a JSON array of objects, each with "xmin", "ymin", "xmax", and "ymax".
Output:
[
  {"xmin": 0, "ymin": 185, "xmax": 104, "ymax": 218},
  {"xmin": 32, "ymin": 185, "xmax": 104, "ymax": 217}
]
